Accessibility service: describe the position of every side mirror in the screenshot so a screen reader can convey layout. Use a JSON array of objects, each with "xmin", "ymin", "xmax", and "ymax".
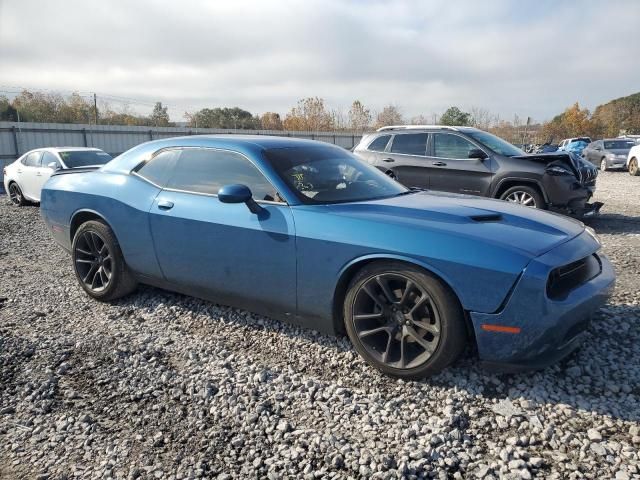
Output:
[
  {"xmin": 218, "ymin": 184, "xmax": 261, "ymax": 214},
  {"xmin": 47, "ymin": 162, "xmax": 60, "ymax": 170},
  {"xmin": 468, "ymin": 148, "xmax": 488, "ymax": 160}
]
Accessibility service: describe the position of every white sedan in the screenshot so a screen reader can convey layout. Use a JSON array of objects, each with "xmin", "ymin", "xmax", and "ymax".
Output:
[
  {"xmin": 627, "ymin": 144, "xmax": 640, "ymax": 176},
  {"xmin": 3, "ymin": 147, "xmax": 112, "ymax": 206}
]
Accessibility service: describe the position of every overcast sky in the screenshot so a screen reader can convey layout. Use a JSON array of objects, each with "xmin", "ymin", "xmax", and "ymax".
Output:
[{"xmin": 1, "ymin": 0, "xmax": 639, "ymax": 122}]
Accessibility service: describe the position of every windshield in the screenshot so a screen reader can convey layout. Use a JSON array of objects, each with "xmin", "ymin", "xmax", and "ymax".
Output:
[
  {"xmin": 264, "ymin": 146, "xmax": 408, "ymax": 204},
  {"xmin": 604, "ymin": 140, "xmax": 635, "ymax": 150},
  {"xmin": 59, "ymin": 150, "xmax": 112, "ymax": 168},
  {"xmin": 465, "ymin": 130, "xmax": 525, "ymax": 157}
]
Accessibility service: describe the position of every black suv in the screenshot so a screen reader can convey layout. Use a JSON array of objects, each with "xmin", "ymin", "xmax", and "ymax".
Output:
[{"xmin": 353, "ymin": 126, "xmax": 600, "ymax": 216}]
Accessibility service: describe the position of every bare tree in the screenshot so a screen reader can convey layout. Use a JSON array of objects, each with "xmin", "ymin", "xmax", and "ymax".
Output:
[
  {"xmin": 469, "ymin": 106, "xmax": 494, "ymax": 130},
  {"xmin": 374, "ymin": 105, "xmax": 404, "ymax": 129},
  {"xmin": 260, "ymin": 112, "xmax": 283, "ymax": 130},
  {"xmin": 410, "ymin": 114, "xmax": 430, "ymax": 125},
  {"xmin": 283, "ymin": 97, "xmax": 334, "ymax": 131},
  {"xmin": 348, "ymin": 100, "xmax": 372, "ymax": 132}
]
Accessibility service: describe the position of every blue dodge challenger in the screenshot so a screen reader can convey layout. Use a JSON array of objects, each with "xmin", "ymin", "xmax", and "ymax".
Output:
[{"xmin": 40, "ymin": 135, "xmax": 615, "ymax": 378}]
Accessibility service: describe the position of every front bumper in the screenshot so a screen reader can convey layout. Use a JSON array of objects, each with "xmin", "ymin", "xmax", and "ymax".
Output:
[{"xmin": 470, "ymin": 231, "xmax": 615, "ymax": 371}]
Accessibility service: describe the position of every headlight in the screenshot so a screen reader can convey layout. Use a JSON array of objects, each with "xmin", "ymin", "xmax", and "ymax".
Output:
[{"xmin": 585, "ymin": 226, "xmax": 601, "ymax": 245}]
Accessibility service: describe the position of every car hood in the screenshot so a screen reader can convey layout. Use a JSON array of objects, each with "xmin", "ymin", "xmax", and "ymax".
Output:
[{"xmin": 327, "ymin": 191, "xmax": 586, "ymax": 258}]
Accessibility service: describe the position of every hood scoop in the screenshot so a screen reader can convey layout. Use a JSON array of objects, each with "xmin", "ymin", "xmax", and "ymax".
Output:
[{"xmin": 470, "ymin": 213, "xmax": 503, "ymax": 222}]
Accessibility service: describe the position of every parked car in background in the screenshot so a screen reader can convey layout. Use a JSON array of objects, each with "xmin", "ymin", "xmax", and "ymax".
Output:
[
  {"xmin": 558, "ymin": 137, "xmax": 592, "ymax": 150},
  {"xmin": 353, "ymin": 126, "xmax": 601, "ymax": 217},
  {"xmin": 559, "ymin": 139, "xmax": 590, "ymax": 157},
  {"xmin": 40, "ymin": 135, "xmax": 614, "ymax": 378},
  {"xmin": 3, "ymin": 147, "xmax": 112, "ymax": 206},
  {"xmin": 533, "ymin": 143, "xmax": 559, "ymax": 153},
  {"xmin": 627, "ymin": 143, "xmax": 640, "ymax": 176},
  {"xmin": 583, "ymin": 138, "xmax": 636, "ymax": 171},
  {"xmin": 618, "ymin": 134, "xmax": 640, "ymax": 144}
]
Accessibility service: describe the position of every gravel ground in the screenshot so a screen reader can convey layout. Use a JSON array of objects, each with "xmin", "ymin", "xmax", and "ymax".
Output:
[{"xmin": 1, "ymin": 172, "xmax": 639, "ymax": 480}]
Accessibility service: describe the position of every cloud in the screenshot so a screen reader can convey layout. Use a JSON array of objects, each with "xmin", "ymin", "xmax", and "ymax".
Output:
[{"xmin": 1, "ymin": 0, "xmax": 638, "ymax": 121}]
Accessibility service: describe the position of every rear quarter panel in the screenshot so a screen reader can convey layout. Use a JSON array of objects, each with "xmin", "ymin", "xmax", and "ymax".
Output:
[{"xmin": 41, "ymin": 171, "xmax": 164, "ymax": 278}]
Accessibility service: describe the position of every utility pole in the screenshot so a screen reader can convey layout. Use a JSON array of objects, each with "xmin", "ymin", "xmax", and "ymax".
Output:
[{"xmin": 93, "ymin": 93, "xmax": 98, "ymax": 125}]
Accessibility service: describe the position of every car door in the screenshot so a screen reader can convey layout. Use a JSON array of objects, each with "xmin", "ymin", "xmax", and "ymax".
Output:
[
  {"xmin": 148, "ymin": 147, "xmax": 297, "ymax": 317},
  {"xmin": 33, "ymin": 151, "xmax": 60, "ymax": 201},
  {"xmin": 19, "ymin": 151, "xmax": 43, "ymax": 199},
  {"xmin": 381, "ymin": 132, "xmax": 430, "ymax": 188},
  {"xmin": 594, "ymin": 141, "xmax": 605, "ymax": 163},
  {"xmin": 427, "ymin": 133, "xmax": 493, "ymax": 196},
  {"xmin": 357, "ymin": 134, "xmax": 392, "ymax": 167}
]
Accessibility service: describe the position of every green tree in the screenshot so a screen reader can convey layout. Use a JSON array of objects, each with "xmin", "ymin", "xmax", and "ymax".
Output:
[
  {"xmin": 187, "ymin": 107, "xmax": 259, "ymax": 129},
  {"xmin": 440, "ymin": 106, "xmax": 471, "ymax": 126},
  {"xmin": 0, "ymin": 95, "xmax": 18, "ymax": 121},
  {"xmin": 150, "ymin": 102, "xmax": 170, "ymax": 127}
]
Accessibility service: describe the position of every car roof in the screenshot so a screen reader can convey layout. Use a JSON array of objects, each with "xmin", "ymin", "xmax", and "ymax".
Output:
[
  {"xmin": 375, "ymin": 125, "xmax": 481, "ymax": 133},
  {"xmin": 25, "ymin": 147, "xmax": 104, "ymax": 154},
  {"xmin": 102, "ymin": 134, "xmax": 346, "ymax": 175}
]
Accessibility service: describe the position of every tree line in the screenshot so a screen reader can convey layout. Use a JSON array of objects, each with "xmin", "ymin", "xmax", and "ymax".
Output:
[{"xmin": 1, "ymin": 89, "xmax": 638, "ymax": 143}]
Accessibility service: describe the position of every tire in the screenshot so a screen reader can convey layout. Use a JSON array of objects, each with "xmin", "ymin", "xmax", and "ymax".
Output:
[
  {"xmin": 499, "ymin": 185, "xmax": 546, "ymax": 209},
  {"xmin": 8, "ymin": 182, "xmax": 27, "ymax": 206},
  {"xmin": 600, "ymin": 158, "xmax": 609, "ymax": 172},
  {"xmin": 629, "ymin": 158, "xmax": 640, "ymax": 176},
  {"xmin": 343, "ymin": 261, "xmax": 467, "ymax": 379},
  {"xmin": 72, "ymin": 220, "xmax": 137, "ymax": 301}
]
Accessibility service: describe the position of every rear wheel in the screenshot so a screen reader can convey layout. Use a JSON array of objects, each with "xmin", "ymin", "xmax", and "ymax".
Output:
[
  {"xmin": 629, "ymin": 158, "xmax": 640, "ymax": 176},
  {"xmin": 8, "ymin": 182, "xmax": 26, "ymax": 206},
  {"xmin": 600, "ymin": 158, "xmax": 609, "ymax": 172},
  {"xmin": 72, "ymin": 220, "xmax": 137, "ymax": 301},
  {"xmin": 343, "ymin": 261, "xmax": 466, "ymax": 379}
]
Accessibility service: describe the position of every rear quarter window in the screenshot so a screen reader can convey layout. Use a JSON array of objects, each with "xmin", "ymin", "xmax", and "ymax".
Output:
[
  {"xmin": 135, "ymin": 150, "xmax": 179, "ymax": 187},
  {"xmin": 367, "ymin": 135, "xmax": 391, "ymax": 152}
]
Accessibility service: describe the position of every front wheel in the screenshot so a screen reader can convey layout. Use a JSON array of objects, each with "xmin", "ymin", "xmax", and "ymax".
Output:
[
  {"xmin": 600, "ymin": 158, "xmax": 609, "ymax": 172},
  {"xmin": 72, "ymin": 220, "xmax": 137, "ymax": 301},
  {"xmin": 343, "ymin": 261, "xmax": 467, "ymax": 379},
  {"xmin": 629, "ymin": 158, "xmax": 640, "ymax": 176},
  {"xmin": 500, "ymin": 185, "xmax": 546, "ymax": 209}
]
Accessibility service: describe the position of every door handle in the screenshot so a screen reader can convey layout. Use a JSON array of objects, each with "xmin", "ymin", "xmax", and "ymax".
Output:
[
  {"xmin": 382, "ymin": 158, "xmax": 395, "ymax": 163},
  {"xmin": 432, "ymin": 161, "xmax": 447, "ymax": 167},
  {"xmin": 36, "ymin": 172, "xmax": 42, "ymax": 176},
  {"xmin": 157, "ymin": 200, "xmax": 174, "ymax": 210},
  {"xmin": 17, "ymin": 170, "xmax": 22, "ymax": 174}
]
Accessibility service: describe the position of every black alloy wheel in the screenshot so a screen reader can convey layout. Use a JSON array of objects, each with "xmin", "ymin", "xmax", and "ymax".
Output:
[
  {"xmin": 9, "ymin": 183, "xmax": 26, "ymax": 206},
  {"xmin": 72, "ymin": 220, "xmax": 137, "ymax": 301},
  {"xmin": 344, "ymin": 261, "xmax": 466, "ymax": 379},
  {"xmin": 74, "ymin": 230, "xmax": 113, "ymax": 293},
  {"xmin": 351, "ymin": 273, "xmax": 441, "ymax": 369}
]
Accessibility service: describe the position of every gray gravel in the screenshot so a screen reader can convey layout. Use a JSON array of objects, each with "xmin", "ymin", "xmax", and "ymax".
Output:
[{"xmin": 1, "ymin": 171, "xmax": 639, "ymax": 479}]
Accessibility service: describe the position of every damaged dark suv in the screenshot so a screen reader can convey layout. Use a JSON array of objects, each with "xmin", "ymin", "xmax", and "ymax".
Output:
[{"xmin": 353, "ymin": 126, "xmax": 601, "ymax": 217}]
